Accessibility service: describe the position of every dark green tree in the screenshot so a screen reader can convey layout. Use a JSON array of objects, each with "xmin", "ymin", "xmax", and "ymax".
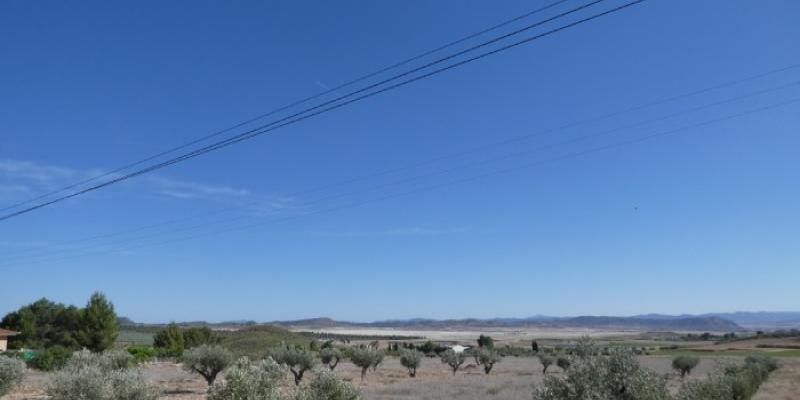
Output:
[
  {"xmin": 477, "ymin": 334, "xmax": 494, "ymax": 349},
  {"xmin": 1, "ymin": 299, "xmax": 82, "ymax": 349},
  {"xmin": 153, "ymin": 322, "xmax": 185, "ymax": 357},
  {"xmin": 183, "ymin": 327, "xmax": 221, "ymax": 349},
  {"xmin": 78, "ymin": 292, "xmax": 119, "ymax": 352}
]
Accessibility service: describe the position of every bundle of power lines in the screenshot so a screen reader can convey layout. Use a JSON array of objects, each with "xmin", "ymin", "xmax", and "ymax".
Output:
[{"xmin": 2, "ymin": 0, "xmax": 799, "ymax": 267}]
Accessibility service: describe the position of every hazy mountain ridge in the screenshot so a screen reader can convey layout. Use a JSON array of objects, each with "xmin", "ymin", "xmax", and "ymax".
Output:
[
  {"xmin": 633, "ymin": 312, "xmax": 800, "ymax": 329},
  {"xmin": 122, "ymin": 312, "xmax": 800, "ymax": 331},
  {"xmin": 272, "ymin": 315, "xmax": 743, "ymax": 332}
]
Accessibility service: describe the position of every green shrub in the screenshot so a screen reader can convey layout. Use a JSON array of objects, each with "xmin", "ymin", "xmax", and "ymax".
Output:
[
  {"xmin": 207, "ymin": 357, "xmax": 284, "ymax": 400},
  {"xmin": 30, "ymin": 345, "xmax": 72, "ymax": 371},
  {"xmin": 399, "ymin": 349, "xmax": 423, "ymax": 377},
  {"xmin": 439, "ymin": 349, "xmax": 466, "ymax": 376},
  {"xmin": 127, "ymin": 346, "xmax": 156, "ymax": 364},
  {"xmin": 0, "ymin": 355, "xmax": 26, "ymax": 397},
  {"xmin": 320, "ymin": 348, "xmax": 343, "ymax": 371},
  {"xmin": 672, "ymin": 356, "xmax": 700, "ymax": 377},
  {"xmin": 183, "ymin": 327, "xmax": 222, "ymax": 349},
  {"xmin": 183, "ymin": 344, "xmax": 234, "ymax": 386},
  {"xmin": 269, "ymin": 346, "xmax": 317, "ymax": 386},
  {"xmin": 477, "ymin": 335, "xmax": 494, "ymax": 349},
  {"xmin": 153, "ymin": 322, "xmax": 185, "ymax": 358},
  {"xmin": 556, "ymin": 356, "xmax": 571, "ymax": 371}
]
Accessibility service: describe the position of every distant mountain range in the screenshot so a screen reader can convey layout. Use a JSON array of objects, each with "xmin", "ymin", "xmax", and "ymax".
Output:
[
  {"xmin": 121, "ymin": 311, "xmax": 800, "ymax": 332},
  {"xmin": 634, "ymin": 312, "xmax": 800, "ymax": 329},
  {"xmin": 269, "ymin": 315, "xmax": 743, "ymax": 332}
]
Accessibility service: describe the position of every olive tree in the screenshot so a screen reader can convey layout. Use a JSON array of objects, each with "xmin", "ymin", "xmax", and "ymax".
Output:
[
  {"xmin": 538, "ymin": 354, "xmax": 555, "ymax": 374},
  {"xmin": 672, "ymin": 356, "xmax": 699, "ymax": 378},
  {"xmin": 0, "ymin": 355, "xmax": 25, "ymax": 397},
  {"xmin": 348, "ymin": 347, "xmax": 382, "ymax": 381},
  {"xmin": 320, "ymin": 347, "xmax": 343, "ymax": 371},
  {"xmin": 440, "ymin": 349, "xmax": 466, "ymax": 376},
  {"xmin": 475, "ymin": 348, "xmax": 502, "ymax": 374},
  {"xmin": 399, "ymin": 349, "xmax": 422, "ymax": 377},
  {"xmin": 183, "ymin": 345, "xmax": 234, "ymax": 385},
  {"xmin": 269, "ymin": 346, "xmax": 317, "ymax": 386}
]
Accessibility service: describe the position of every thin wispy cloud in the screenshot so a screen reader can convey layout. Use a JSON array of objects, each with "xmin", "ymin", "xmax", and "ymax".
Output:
[
  {"xmin": 0, "ymin": 159, "xmax": 253, "ymax": 205},
  {"xmin": 0, "ymin": 159, "xmax": 78, "ymax": 184},
  {"xmin": 145, "ymin": 176, "xmax": 250, "ymax": 200}
]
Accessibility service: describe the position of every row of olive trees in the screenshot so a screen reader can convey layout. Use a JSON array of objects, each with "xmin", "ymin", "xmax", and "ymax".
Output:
[{"xmin": 533, "ymin": 339, "xmax": 779, "ymax": 400}]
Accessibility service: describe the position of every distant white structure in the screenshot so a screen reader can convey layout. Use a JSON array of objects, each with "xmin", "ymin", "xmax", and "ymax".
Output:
[{"xmin": 450, "ymin": 345, "xmax": 470, "ymax": 353}]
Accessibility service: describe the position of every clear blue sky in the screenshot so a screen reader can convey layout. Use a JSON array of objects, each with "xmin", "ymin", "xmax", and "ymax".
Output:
[{"xmin": 1, "ymin": 0, "xmax": 798, "ymax": 323}]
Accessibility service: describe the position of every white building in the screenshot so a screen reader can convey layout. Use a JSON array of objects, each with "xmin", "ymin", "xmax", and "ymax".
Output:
[{"xmin": 0, "ymin": 328, "xmax": 19, "ymax": 351}]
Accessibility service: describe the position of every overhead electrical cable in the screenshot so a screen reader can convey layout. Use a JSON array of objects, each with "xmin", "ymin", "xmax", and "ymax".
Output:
[
  {"xmin": 0, "ymin": 0, "xmax": 573, "ymax": 214},
  {"xmin": 7, "ymin": 96, "xmax": 797, "ymax": 268},
  {"xmin": 0, "ymin": 0, "xmax": 645, "ymax": 223},
  {"xmin": 4, "ymin": 67, "xmax": 799, "ymax": 261}
]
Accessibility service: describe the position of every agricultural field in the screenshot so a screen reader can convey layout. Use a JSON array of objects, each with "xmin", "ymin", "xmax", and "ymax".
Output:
[
  {"xmin": 7, "ymin": 353, "xmax": 799, "ymax": 400},
  {"xmin": 5, "ymin": 325, "xmax": 800, "ymax": 400}
]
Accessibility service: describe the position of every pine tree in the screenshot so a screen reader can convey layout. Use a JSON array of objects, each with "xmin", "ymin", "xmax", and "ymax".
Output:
[{"xmin": 78, "ymin": 292, "xmax": 119, "ymax": 352}]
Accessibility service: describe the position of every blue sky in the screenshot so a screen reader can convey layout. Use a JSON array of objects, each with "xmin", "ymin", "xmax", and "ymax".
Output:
[{"xmin": 1, "ymin": 0, "xmax": 798, "ymax": 323}]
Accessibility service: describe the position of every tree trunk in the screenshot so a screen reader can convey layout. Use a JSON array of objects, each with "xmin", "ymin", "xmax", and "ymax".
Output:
[{"xmin": 361, "ymin": 367, "xmax": 368, "ymax": 381}]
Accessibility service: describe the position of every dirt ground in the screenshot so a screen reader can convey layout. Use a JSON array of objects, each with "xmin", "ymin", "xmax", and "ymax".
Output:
[{"xmin": 7, "ymin": 356, "xmax": 799, "ymax": 400}]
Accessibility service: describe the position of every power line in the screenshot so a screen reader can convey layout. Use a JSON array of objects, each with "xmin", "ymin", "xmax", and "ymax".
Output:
[
  {"xmin": 0, "ymin": 0, "xmax": 645, "ymax": 223},
  {"xmin": 6, "ymin": 81, "xmax": 798, "ymax": 265},
  {"xmin": 0, "ymin": 0, "xmax": 572, "ymax": 215},
  {"xmin": 4, "ymin": 65, "xmax": 798, "ymax": 261},
  {"xmin": 8, "ymin": 96, "xmax": 797, "ymax": 268}
]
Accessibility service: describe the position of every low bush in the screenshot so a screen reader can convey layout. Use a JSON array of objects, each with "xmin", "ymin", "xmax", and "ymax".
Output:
[
  {"xmin": 30, "ymin": 345, "xmax": 72, "ymax": 371},
  {"xmin": 0, "ymin": 355, "xmax": 26, "ymax": 397},
  {"xmin": 127, "ymin": 346, "xmax": 157, "ymax": 364},
  {"xmin": 672, "ymin": 356, "xmax": 700, "ymax": 378},
  {"xmin": 534, "ymin": 346, "xmax": 669, "ymax": 400},
  {"xmin": 296, "ymin": 370, "xmax": 360, "ymax": 400},
  {"xmin": 105, "ymin": 349, "xmax": 134, "ymax": 370},
  {"xmin": 556, "ymin": 356, "xmax": 571, "ymax": 371},
  {"xmin": 47, "ymin": 349, "xmax": 157, "ymax": 400},
  {"xmin": 207, "ymin": 357, "xmax": 285, "ymax": 400}
]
